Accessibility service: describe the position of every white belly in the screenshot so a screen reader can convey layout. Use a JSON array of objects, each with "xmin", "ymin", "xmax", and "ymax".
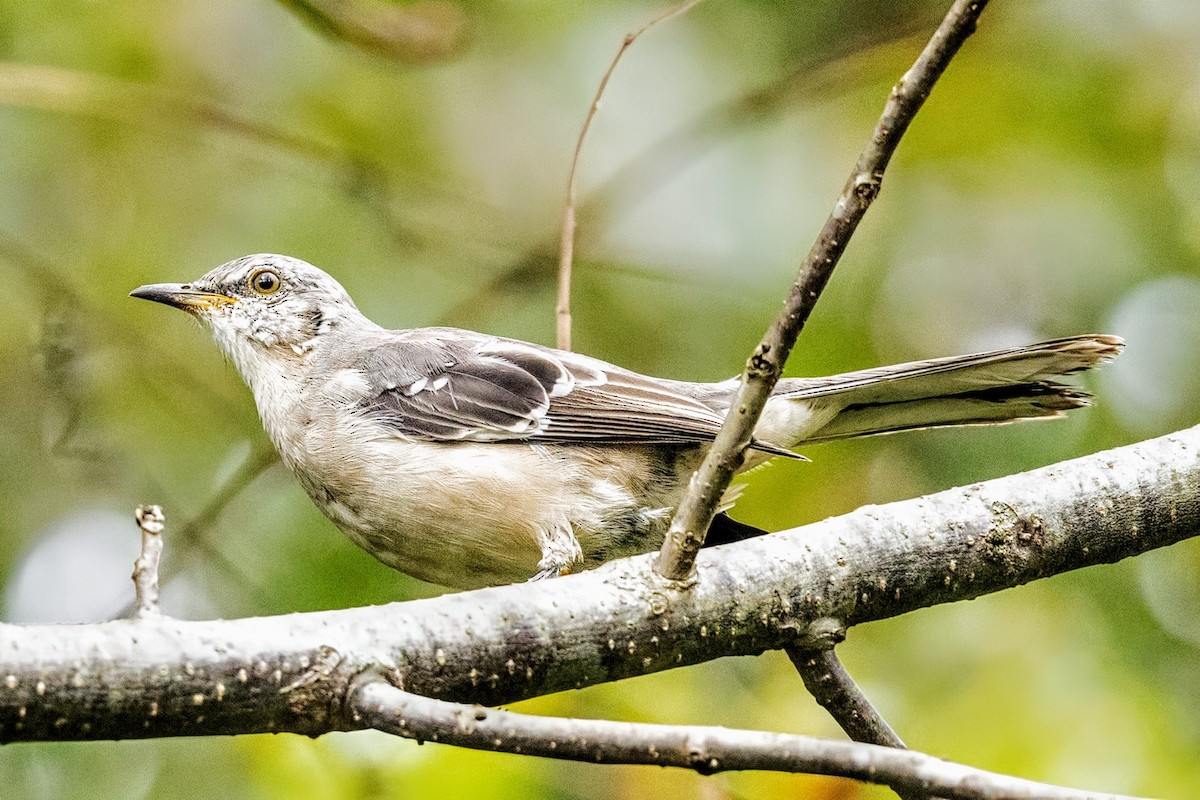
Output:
[{"xmin": 278, "ymin": 410, "xmax": 690, "ymax": 589}]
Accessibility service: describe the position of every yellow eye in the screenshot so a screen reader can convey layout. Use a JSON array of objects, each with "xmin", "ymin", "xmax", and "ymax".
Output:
[{"xmin": 250, "ymin": 269, "xmax": 282, "ymax": 295}]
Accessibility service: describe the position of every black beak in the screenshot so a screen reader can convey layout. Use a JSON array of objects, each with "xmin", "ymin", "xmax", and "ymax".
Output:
[{"xmin": 129, "ymin": 283, "xmax": 235, "ymax": 311}]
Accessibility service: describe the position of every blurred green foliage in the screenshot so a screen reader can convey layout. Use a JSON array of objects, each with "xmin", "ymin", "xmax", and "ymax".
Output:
[{"xmin": 2, "ymin": 1, "xmax": 1200, "ymax": 797}]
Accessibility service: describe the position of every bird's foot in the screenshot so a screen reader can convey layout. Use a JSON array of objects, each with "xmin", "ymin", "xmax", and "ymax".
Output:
[{"xmin": 529, "ymin": 523, "xmax": 583, "ymax": 581}]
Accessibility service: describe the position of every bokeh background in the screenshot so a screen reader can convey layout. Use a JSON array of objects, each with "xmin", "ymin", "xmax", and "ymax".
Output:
[{"xmin": 3, "ymin": 1, "xmax": 1200, "ymax": 797}]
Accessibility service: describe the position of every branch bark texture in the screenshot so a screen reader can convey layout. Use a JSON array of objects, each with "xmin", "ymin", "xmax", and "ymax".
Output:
[
  {"xmin": 2, "ymin": 426, "xmax": 1196, "ymax": 743},
  {"xmin": 132, "ymin": 505, "xmax": 165, "ymax": 618},
  {"xmin": 788, "ymin": 647, "xmax": 906, "ymax": 748},
  {"xmin": 656, "ymin": 0, "xmax": 991, "ymax": 580},
  {"xmin": 351, "ymin": 679, "xmax": 1131, "ymax": 800}
]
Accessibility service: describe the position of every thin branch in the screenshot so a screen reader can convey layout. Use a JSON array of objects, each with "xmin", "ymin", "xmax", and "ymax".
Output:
[
  {"xmin": 789, "ymin": 647, "xmax": 933, "ymax": 800},
  {"xmin": 556, "ymin": 0, "xmax": 701, "ymax": 350},
  {"xmin": 350, "ymin": 678, "xmax": 1132, "ymax": 800},
  {"xmin": 113, "ymin": 444, "xmax": 280, "ymax": 618},
  {"xmin": 789, "ymin": 646, "xmax": 905, "ymax": 744},
  {"xmin": 438, "ymin": 28, "xmax": 934, "ymax": 331},
  {"xmin": 132, "ymin": 505, "xmax": 166, "ymax": 619},
  {"xmin": 2, "ymin": 426, "xmax": 1196, "ymax": 743},
  {"xmin": 786, "ymin": 622, "xmax": 922, "ymax": 799},
  {"xmin": 655, "ymin": 0, "xmax": 991, "ymax": 581}
]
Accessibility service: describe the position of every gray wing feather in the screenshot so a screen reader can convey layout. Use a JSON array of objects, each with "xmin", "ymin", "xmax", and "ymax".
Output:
[
  {"xmin": 362, "ymin": 340, "xmax": 561, "ymax": 440},
  {"xmin": 349, "ymin": 328, "xmax": 795, "ymax": 454}
]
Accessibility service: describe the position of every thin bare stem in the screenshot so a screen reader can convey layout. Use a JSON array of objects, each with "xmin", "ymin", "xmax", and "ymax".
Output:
[
  {"xmin": 789, "ymin": 646, "xmax": 936, "ymax": 800},
  {"xmin": 351, "ymin": 678, "xmax": 1134, "ymax": 799},
  {"xmin": 790, "ymin": 646, "xmax": 905, "ymax": 746},
  {"xmin": 655, "ymin": 0, "xmax": 991, "ymax": 581},
  {"xmin": 438, "ymin": 29, "xmax": 933, "ymax": 331},
  {"xmin": 556, "ymin": 0, "xmax": 702, "ymax": 350},
  {"xmin": 113, "ymin": 445, "xmax": 279, "ymax": 619},
  {"xmin": 132, "ymin": 505, "xmax": 166, "ymax": 618},
  {"xmin": 786, "ymin": 626, "xmax": 925, "ymax": 799}
]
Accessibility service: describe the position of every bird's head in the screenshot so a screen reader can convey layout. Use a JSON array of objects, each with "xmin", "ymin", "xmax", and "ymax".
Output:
[{"xmin": 131, "ymin": 254, "xmax": 370, "ymax": 378}]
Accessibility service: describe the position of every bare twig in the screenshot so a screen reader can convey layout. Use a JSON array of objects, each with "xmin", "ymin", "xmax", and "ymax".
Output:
[
  {"xmin": 656, "ymin": 0, "xmax": 991, "ymax": 581},
  {"xmin": 439, "ymin": 28, "xmax": 932, "ymax": 331},
  {"xmin": 749, "ymin": 7, "xmax": 989, "ymax": 786},
  {"xmin": 786, "ymin": 619, "xmax": 922, "ymax": 799},
  {"xmin": 132, "ymin": 505, "xmax": 166, "ymax": 618},
  {"xmin": 113, "ymin": 444, "xmax": 280, "ymax": 618},
  {"xmin": 790, "ymin": 646, "xmax": 905, "ymax": 741},
  {"xmin": 556, "ymin": 0, "xmax": 701, "ymax": 349},
  {"xmin": 788, "ymin": 646, "xmax": 934, "ymax": 800},
  {"xmin": 351, "ymin": 678, "xmax": 1133, "ymax": 799}
]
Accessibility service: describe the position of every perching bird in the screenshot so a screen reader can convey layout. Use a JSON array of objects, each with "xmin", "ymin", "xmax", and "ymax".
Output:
[{"xmin": 131, "ymin": 254, "xmax": 1122, "ymax": 589}]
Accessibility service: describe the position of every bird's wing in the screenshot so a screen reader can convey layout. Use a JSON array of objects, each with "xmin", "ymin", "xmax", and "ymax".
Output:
[{"xmin": 349, "ymin": 329, "xmax": 795, "ymax": 454}]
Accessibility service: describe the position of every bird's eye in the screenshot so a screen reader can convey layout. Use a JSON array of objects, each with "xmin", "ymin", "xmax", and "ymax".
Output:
[{"xmin": 250, "ymin": 269, "xmax": 282, "ymax": 295}]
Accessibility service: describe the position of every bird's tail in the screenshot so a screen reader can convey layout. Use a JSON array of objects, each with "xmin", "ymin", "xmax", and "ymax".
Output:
[{"xmin": 764, "ymin": 334, "xmax": 1123, "ymax": 446}]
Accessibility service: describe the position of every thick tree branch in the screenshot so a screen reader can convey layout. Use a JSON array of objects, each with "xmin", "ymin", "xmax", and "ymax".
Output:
[
  {"xmin": 657, "ymin": 0, "xmax": 990, "ymax": 580},
  {"xmin": 2, "ymin": 426, "xmax": 1195, "ymax": 744},
  {"xmin": 350, "ymin": 678, "xmax": 1134, "ymax": 800}
]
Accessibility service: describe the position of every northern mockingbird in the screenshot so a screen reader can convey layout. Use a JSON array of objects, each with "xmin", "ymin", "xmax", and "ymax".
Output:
[{"xmin": 131, "ymin": 254, "xmax": 1122, "ymax": 589}]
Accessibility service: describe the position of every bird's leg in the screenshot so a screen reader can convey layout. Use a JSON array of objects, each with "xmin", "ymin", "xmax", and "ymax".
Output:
[{"xmin": 529, "ymin": 522, "xmax": 584, "ymax": 581}]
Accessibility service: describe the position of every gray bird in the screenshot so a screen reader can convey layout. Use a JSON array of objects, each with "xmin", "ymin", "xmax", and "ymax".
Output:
[{"xmin": 131, "ymin": 254, "xmax": 1122, "ymax": 589}]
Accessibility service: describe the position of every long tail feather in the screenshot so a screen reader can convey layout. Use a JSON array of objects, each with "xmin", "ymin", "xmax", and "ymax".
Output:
[{"xmin": 767, "ymin": 334, "xmax": 1122, "ymax": 445}]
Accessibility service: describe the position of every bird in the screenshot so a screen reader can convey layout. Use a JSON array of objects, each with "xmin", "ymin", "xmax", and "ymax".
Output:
[{"xmin": 131, "ymin": 254, "xmax": 1123, "ymax": 590}]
